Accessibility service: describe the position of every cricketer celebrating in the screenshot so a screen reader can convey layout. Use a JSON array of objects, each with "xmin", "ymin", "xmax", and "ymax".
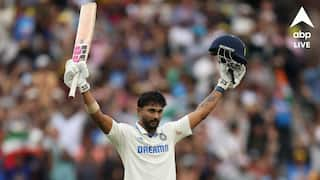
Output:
[{"xmin": 63, "ymin": 34, "xmax": 247, "ymax": 180}]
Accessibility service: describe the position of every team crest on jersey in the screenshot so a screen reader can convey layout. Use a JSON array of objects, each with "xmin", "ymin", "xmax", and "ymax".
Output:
[{"xmin": 159, "ymin": 133, "xmax": 167, "ymax": 141}]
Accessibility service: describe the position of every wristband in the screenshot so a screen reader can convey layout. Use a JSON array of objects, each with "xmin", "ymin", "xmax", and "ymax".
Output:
[
  {"xmin": 214, "ymin": 86, "xmax": 225, "ymax": 94},
  {"xmin": 85, "ymin": 101, "xmax": 100, "ymax": 114}
]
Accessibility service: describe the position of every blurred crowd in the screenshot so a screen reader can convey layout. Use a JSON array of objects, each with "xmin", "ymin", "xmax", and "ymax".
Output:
[{"xmin": 0, "ymin": 0, "xmax": 320, "ymax": 179}]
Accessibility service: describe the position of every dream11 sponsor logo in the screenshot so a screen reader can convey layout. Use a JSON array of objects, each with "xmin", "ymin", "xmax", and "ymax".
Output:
[{"xmin": 290, "ymin": 6, "xmax": 314, "ymax": 49}]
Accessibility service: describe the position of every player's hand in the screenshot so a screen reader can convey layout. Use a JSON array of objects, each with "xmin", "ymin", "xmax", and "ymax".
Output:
[
  {"xmin": 228, "ymin": 62, "xmax": 246, "ymax": 88},
  {"xmin": 64, "ymin": 60, "xmax": 90, "ymax": 93},
  {"xmin": 217, "ymin": 57, "xmax": 246, "ymax": 90},
  {"xmin": 217, "ymin": 61, "xmax": 232, "ymax": 90}
]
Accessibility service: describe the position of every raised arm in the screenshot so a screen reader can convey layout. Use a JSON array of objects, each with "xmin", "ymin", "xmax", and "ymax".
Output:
[
  {"xmin": 188, "ymin": 61, "xmax": 246, "ymax": 129},
  {"xmin": 64, "ymin": 60, "xmax": 113, "ymax": 134},
  {"xmin": 82, "ymin": 91, "xmax": 113, "ymax": 134},
  {"xmin": 188, "ymin": 34, "xmax": 247, "ymax": 129},
  {"xmin": 188, "ymin": 89, "xmax": 223, "ymax": 129}
]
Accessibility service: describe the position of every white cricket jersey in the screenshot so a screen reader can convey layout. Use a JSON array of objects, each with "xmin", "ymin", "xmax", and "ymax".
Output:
[{"xmin": 107, "ymin": 115, "xmax": 192, "ymax": 180}]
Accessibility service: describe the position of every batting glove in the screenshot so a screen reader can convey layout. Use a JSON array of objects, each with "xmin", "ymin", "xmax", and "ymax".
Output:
[
  {"xmin": 228, "ymin": 62, "xmax": 246, "ymax": 89},
  {"xmin": 215, "ymin": 46, "xmax": 246, "ymax": 91},
  {"xmin": 216, "ymin": 61, "xmax": 231, "ymax": 91},
  {"xmin": 64, "ymin": 60, "xmax": 90, "ymax": 93}
]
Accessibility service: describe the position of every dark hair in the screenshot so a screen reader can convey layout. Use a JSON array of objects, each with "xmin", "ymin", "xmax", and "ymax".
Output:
[{"xmin": 137, "ymin": 91, "xmax": 166, "ymax": 108}]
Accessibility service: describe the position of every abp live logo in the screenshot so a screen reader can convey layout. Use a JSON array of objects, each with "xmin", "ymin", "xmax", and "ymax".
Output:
[{"xmin": 290, "ymin": 6, "xmax": 314, "ymax": 49}]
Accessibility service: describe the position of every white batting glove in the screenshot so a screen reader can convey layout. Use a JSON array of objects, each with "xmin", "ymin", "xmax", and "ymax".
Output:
[
  {"xmin": 64, "ymin": 60, "xmax": 90, "ymax": 93},
  {"xmin": 216, "ymin": 61, "xmax": 232, "ymax": 91},
  {"xmin": 228, "ymin": 63, "xmax": 246, "ymax": 89},
  {"xmin": 216, "ymin": 59, "xmax": 246, "ymax": 91}
]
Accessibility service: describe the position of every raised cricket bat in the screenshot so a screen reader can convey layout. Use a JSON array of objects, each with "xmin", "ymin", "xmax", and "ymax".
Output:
[{"xmin": 68, "ymin": 2, "xmax": 97, "ymax": 97}]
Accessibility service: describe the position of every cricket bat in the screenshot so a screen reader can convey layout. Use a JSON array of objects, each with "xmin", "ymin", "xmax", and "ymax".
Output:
[{"xmin": 68, "ymin": 2, "xmax": 97, "ymax": 97}]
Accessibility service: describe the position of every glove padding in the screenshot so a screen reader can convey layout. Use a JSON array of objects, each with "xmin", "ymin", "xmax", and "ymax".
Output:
[
  {"xmin": 217, "ymin": 57, "xmax": 246, "ymax": 90},
  {"xmin": 217, "ymin": 62, "xmax": 231, "ymax": 90},
  {"xmin": 228, "ymin": 63, "xmax": 246, "ymax": 88},
  {"xmin": 64, "ymin": 60, "xmax": 90, "ymax": 93}
]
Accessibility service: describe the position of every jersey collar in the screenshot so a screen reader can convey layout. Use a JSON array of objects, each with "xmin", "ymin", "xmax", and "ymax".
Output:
[{"xmin": 135, "ymin": 121, "xmax": 160, "ymax": 138}]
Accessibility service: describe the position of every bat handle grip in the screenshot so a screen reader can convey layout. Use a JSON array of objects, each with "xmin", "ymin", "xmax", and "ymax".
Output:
[{"xmin": 68, "ymin": 73, "xmax": 79, "ymax": 98}]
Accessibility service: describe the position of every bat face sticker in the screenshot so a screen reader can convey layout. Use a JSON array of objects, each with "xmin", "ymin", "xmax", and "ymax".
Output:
[{"xmin": 72, "ymin": 43, "xmax": 89, "ymax": 63}]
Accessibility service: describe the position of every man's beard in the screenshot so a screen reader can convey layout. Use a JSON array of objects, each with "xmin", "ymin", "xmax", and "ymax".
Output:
[{"xmin": 142, "ymin": 118, "xmax": 159, "ymax": 132}]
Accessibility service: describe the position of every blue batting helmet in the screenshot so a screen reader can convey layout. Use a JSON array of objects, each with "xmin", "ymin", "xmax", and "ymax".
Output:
[{"xmin": 208, "ymin": 34, "xmax": 247, "ymax": 65}]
